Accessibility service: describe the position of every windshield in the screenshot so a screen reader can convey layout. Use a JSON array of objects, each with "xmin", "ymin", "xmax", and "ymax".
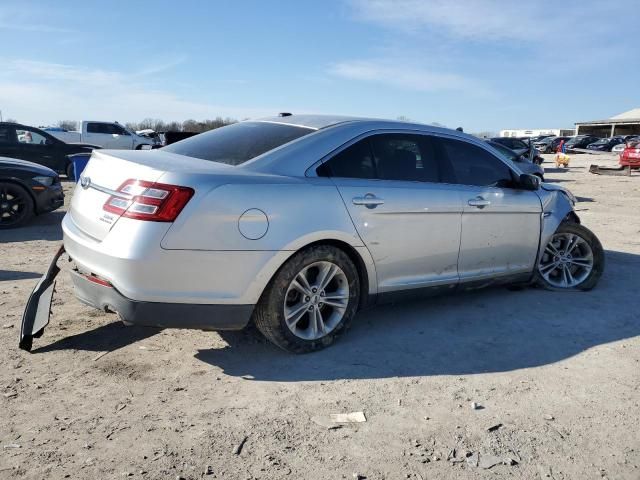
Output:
[
  {"xmin": 163, "ymin": 121, "xmax": 315, "ymax": 165},
  {"xmin": 592, "ymin": 138, "xmax": 608, "ymax": 144}
]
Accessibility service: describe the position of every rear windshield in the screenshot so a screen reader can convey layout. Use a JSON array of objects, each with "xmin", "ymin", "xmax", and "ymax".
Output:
[{"xmin": 163, "ymin": 121, "xmax": 314, "ymax": 165}]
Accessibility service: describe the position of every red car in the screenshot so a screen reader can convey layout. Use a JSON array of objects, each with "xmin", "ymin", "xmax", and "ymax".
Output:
[{"xmin": 620, "ymin": 141, "xmax": 640, "ymax": 169}]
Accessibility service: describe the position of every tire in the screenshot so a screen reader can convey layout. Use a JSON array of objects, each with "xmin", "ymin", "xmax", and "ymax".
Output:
[
  {"xmin": 65, "ymin": 163, "xmax": 74, "ymax": 180},
  {"xmin": 535, "ymin": 222, "xmax": 604, "ymax": 291},
  {"xmin": 253, "ymin": 245, "xmax": 360, "ymax": 353},
  {"xmin": 0, "ymin": 182, "xmax": 35, "ymax": 229}
]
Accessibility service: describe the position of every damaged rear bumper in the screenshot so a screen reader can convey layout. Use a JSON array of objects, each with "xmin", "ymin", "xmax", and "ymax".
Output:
[
  {"xmin": 20, "ymin": 246, "xmax": 254, "ymax": 352},
  {"xmin": 69, "ymin": 269, "xmax": 254, "ymax": 331}
]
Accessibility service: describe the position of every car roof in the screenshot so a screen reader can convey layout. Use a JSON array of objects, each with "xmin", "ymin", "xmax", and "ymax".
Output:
[
  {"xmin": 243, "ymin": 115, "xmax": 511, "ymax": 175},
  {"xmin": 254, "ymin": 114, "xmax": 377, "ymax": 130}
]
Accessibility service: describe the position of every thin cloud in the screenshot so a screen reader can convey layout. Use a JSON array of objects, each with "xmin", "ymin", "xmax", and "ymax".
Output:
[
  {"xmin": 0, "ymin": 60, "xmax": 275, "ymax": 125},
  {"xmin": 329, "ymin": 59, "xmax": 492, "ymax": 96},
  {"xmin": 0, "ymin": 6, "xmax": 72, "ymax": 34}
]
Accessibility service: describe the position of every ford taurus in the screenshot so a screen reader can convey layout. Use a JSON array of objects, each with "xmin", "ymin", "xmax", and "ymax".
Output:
[{"xmin": 20, "ymin": 115, "xmax": 604, "ymax": 353}]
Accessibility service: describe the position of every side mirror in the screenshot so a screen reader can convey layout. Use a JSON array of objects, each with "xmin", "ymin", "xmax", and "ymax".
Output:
[{"xmin": 518, "ymin": 173, "xmax": 540, "ymax": 191}]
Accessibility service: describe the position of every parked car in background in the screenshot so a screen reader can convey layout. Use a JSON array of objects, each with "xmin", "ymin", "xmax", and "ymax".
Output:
[
  {"xmin": 534, "ymin": 136, "xmax": 572, "ymax": 154},
  {"xmin": 20, "ymin": 115, "xmax": 604, "ymax": 353},
  {"xmin": 620, "ymin": 140, "xmax": 640, "ymax": 169},
  {"xmin": 490, "ymin": 137, "xmax": 543, "ymax": 164},
  {"xmin": 0, "ymin": 122, "xmax": 98, "ymax": 178},
  {"xmin": 612, "ymin": 136, "xmax": 640, "ymax": 154},
  {"xmin": 0, "ymin": 157, "xmax": 64, "ymax": 228},
  {"xmin": 586, "ymin": 136, "xmax": 626, "ymax": 152},
  {"xmin": 47, "ymin": 121, "xmax": 155, "ymax": 150},
  {"xmin": 162, "ymin": 131, "xmax": 199, "ymax": 146},
  {"xmin": 564, "ymin": 135, "xmax": 600, "ymax": 152},
  {"xmin": 485, "ymin": 140, "xmax": 545, "ymax": 180}
]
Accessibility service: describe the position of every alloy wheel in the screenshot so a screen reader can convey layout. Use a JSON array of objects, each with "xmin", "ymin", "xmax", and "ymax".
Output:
[
  {"xmin": 0, "ymin": 185, "xmax": 28, "ymax": 227},
  {"xmin": 538, "ymin": 232, "xmax": 594, "ymax": 288},
  {"xmin": 283, "ymin": 261, "xmax": 349, "ymax": 340}
]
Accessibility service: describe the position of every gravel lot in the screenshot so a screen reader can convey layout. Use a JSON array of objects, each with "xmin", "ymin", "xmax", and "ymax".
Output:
[{"xmin": 1, "ymin": 152, "xmax": 639, "ymax": 479}]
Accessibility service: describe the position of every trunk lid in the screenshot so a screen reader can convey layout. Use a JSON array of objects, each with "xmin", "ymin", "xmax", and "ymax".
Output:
[{"xmin": 69, "ymin": 150, "xmax": 168, "ymax": 240}]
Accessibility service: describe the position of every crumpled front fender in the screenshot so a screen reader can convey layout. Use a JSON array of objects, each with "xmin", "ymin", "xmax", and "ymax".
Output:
[{"xmin": 537, "ymin": 186, "xmax": 577, "ymax": 260}]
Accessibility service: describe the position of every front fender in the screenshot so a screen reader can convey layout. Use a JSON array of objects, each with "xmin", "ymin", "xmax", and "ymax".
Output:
[{"xmin": 537, "ymin": 186, "xmax": 576, "ymax": 259}]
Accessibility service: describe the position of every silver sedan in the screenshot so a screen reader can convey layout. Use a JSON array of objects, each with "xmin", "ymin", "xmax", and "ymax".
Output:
[{"xmin": 21, "ymin": 115, "xmax": 604, "ymax": 353}]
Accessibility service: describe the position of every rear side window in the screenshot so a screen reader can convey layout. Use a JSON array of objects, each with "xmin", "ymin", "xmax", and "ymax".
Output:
[
  {"xmin": 438, "ymin": 137, "xmax": 514, "ymax": 187},
  {"xmin": 319, "ymin": 139, "xmax": 375, "ymax": 179},
  {"xmin": 87, "ymin": 123, "xmax": 128, "ymax": 135},
  {"xmin": 371, "ymin": 134, "xmax": 440, "ymax": 182},
  {"xmin": 318, "ymin": 133, "xmax": 440, "ymax": 183},
  {"xmin": 0, "ymin": 126, "xmax": 16, "ymax": 144},
  {"xmin": 164, "ymin": 122, "xmax": 314, "ymax": 166},
  {"xmin": 86, "ymin": 122, "xmax": 103, "ymax": 134}
]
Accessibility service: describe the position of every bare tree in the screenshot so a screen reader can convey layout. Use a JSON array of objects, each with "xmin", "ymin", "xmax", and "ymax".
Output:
[{"xmin": 57, "ymin": 120, "xmax": 78, "ymax": 131}]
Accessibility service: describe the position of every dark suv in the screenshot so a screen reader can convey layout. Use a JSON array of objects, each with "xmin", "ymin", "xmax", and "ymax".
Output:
[{"xmin": 0, "ymin": 122, "xmax": 98, "ymax": 178}]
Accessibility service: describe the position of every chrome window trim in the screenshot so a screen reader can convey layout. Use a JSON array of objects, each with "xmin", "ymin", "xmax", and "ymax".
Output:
[{"xmin": 306, "ymin": 128, "xmax": 522, "ymax": 184}]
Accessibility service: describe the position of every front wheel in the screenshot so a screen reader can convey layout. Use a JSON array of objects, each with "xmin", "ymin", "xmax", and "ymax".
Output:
[
  {"xmin": 0, "ymin": 182, "xmax": 34, "ymax": 229},
  {"xmin": 536, "ymin": 222, "xmax": 604, "ymax": 291},
  {"xmin": 253, "ymin": 245, "xmax": 360, "ymax": 353}
]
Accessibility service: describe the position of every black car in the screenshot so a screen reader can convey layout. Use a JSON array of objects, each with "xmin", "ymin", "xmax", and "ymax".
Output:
[
  {"xmin": 564, "ymin": 135, "xmax": 600, "ymax": 152},
  {"xmin": 485, "ymin": 140, "xmax": 545, "ymax": 180},
  {"xmin": 0, "ymin": 157, "xmax": 64, "ymax": 228},
  {"xmin": 490, "ymin": 137, "xmax": 543, "ymax": 164},
  {"xmin": 586, "ymin": 136, "xmax": 626, "ymax": 152},
  {"xmin": 0, "ymin": 122, "xmax": 98, "ymax": 178}
]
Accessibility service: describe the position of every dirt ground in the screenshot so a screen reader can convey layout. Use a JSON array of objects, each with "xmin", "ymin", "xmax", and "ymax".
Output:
[{"xmin": 1, "ymin": 152, "xmax": 639, "ymax": 480}]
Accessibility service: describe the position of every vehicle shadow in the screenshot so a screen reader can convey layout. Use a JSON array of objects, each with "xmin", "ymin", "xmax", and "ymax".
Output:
[
  {"xmin": 32, "ymin": 321, "xmax": 161, "ymax": 354},
  {"xmin": 0, "ymin": 270, "xmax": 42, "ymax": 281},
  {"xmin": 195, "ymin": 250, "xmax": 640, "ymax": 381},
  {"xmin": 1, "ymin": 211, "xmax": 64, "ymax": 243}
]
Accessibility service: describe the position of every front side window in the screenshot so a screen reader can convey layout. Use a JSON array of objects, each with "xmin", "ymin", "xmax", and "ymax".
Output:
[
  {"xmin": 164, "ymin": 121, "xmax": 314, "ymax": 166},
  {"xmin": 438, "ymin": 137, "xmax": 515, "ymax": 187},
  {"xmin": 16, "ymin": 128, "xmax": 48, "ymax": 145}
]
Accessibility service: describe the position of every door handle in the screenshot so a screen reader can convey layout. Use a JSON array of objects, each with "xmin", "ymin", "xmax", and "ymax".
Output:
[
  {"xmin": 468, "ymin": 197, "xmax": 491, "ymax": 208},
  {"xmin": 352, "ymin": 194, "xmax": 384, "ymax": 209}
]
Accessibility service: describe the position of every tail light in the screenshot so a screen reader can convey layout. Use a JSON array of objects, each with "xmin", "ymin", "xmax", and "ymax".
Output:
[{"xmin": 103, "ymin": 179, "xmax": 194, "ymax": 222}]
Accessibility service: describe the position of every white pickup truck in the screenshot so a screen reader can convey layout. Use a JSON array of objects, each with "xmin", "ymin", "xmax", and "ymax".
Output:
[{"xmin": 46, "ymin": 121, "xmax": 157, "ymax": 149}]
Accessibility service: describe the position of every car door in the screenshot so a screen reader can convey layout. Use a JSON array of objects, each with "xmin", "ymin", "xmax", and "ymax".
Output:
[
  {"xmin": 435, "ymin": 135, "xmax": 542, "ymax": 282},
  {"xmin": 0, "ymin": 125, "xmax": 20, "ymax": 159},
  {"xmin": 318, "ymin": 133, "xmax": 463, "ymax": 294},
  {"xmin": 15, "ymin": 127, "xmax": 59, "ymax": 170},
  {"xmin": 107, "ymin": 123, "xmax": 133, "ymax": 149}
]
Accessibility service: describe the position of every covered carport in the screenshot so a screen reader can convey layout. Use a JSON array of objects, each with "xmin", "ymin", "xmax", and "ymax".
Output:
[{"xmin": 575, "ymin": 108, "xmax": 640, "ymax": 137}]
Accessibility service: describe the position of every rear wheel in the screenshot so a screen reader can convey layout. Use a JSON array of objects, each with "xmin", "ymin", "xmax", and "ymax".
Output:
[
  {"xmin": 0, "ymin": 182, "xmax": 34, "ymax": 229},
  {"xmin": 65, "ymin": 163, "xmax": 74, "ymax": 180},
  {"xmin": 536, "ymin": 222, "xmax": 604, "ymax": 291},
  {"xmin": 253, "ymin": 245, "xmax": 360, "ymax": 353}
]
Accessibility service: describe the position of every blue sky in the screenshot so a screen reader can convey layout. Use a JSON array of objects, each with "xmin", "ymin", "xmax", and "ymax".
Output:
[{"xmin": 1, "ymin": 0, "xmax": 638, "ymax": 132}]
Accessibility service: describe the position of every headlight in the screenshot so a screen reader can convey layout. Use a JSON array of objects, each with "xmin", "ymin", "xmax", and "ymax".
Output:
[{"xmin": 32, "ymin": 176, "xmax": 54, "ymax": 186}]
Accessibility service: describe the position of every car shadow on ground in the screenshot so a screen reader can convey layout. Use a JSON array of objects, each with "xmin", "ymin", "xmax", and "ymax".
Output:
[
  {"xmin": 0, "ymin": 270, "xmax": 42, "ymax": 281},
  {"xmin": 32, "ymin": 321, "xmax": 161, "ymax": 354},
  {"xmin": 2, "ymin": 211, "xmax": 64, "ymax": 243},
  {"xmin": 195, "ymin": 250, "xmax": 640, "ymax": 381}
]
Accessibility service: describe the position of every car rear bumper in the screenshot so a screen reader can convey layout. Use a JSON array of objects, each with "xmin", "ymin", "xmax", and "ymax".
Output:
[{"xmin": 69, "ymin": 269, "xmax": 253, "ymax": 330}]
